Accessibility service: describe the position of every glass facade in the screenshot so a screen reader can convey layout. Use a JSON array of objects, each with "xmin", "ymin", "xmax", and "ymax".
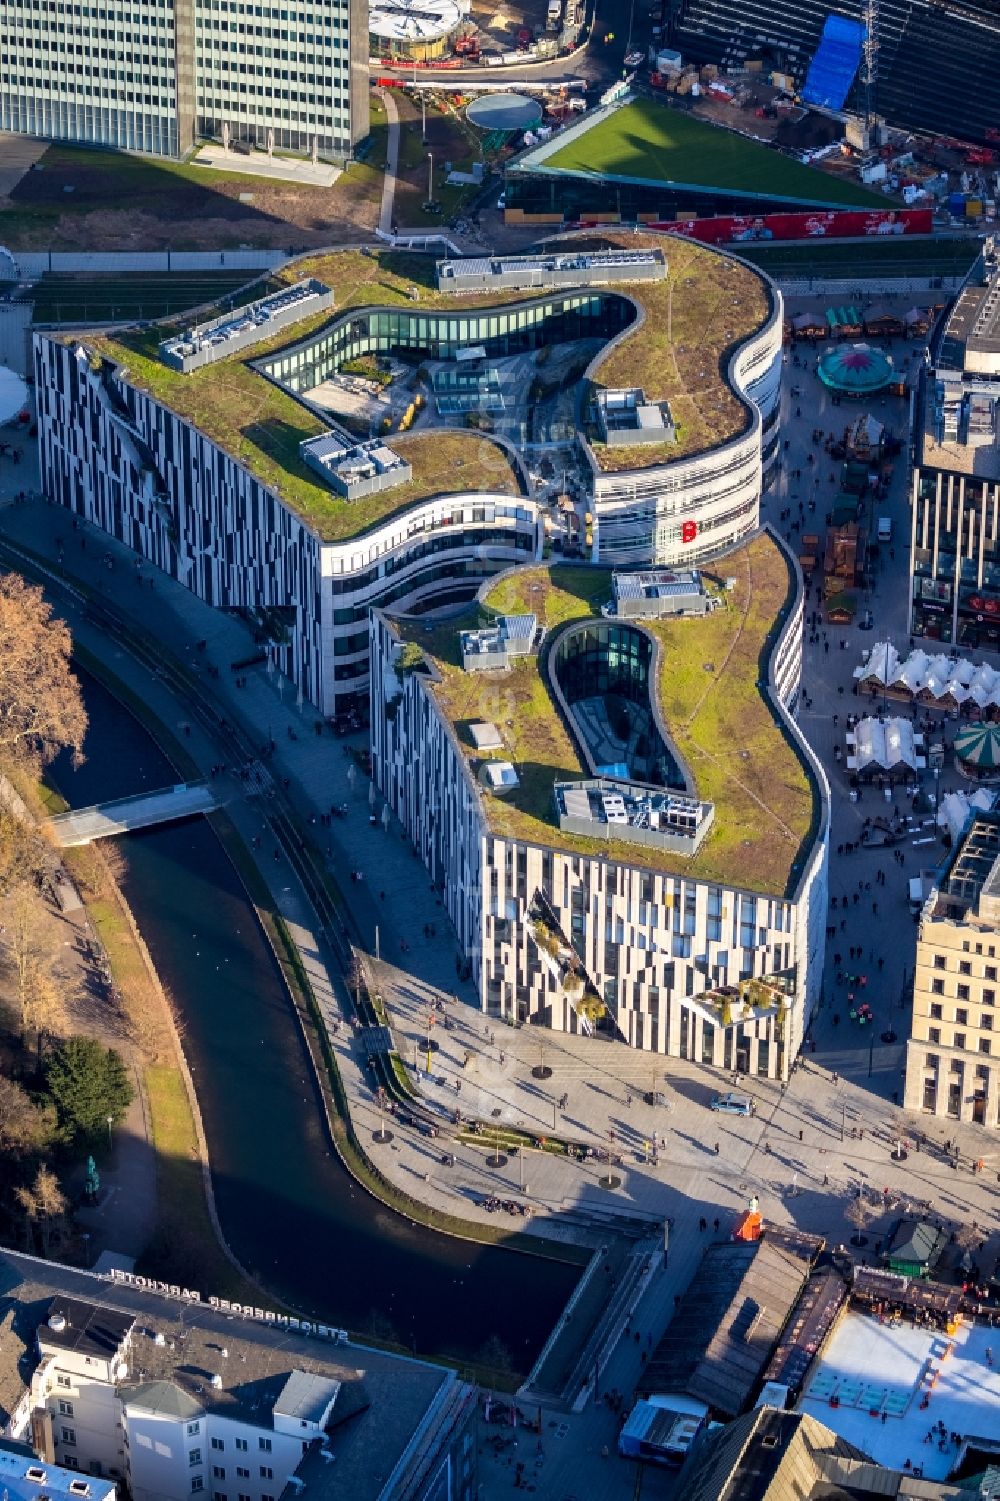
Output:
[
  {"xmin": 505, "ymin": 169, "xmax": 815, "ymax": 224},
  {"xmin": 552, "ymin": 622, "xmax": 684, "ymax": 787},
  {"xmin": 911, "ymin": 470, "xmax": 1000, "ymax": 648},
  {"xmin": 258, "ymin": 293, "xmax": 634, "ymax": 395},
  {"xmin": 0, "ymin": 0, "xmax": 361, "ymax": 160}
]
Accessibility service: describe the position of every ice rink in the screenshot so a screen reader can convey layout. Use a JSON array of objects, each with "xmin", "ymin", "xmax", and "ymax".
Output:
[{"xmin": 798, "ymin": 1312, "xmax": 1000, "ymax": 1478}]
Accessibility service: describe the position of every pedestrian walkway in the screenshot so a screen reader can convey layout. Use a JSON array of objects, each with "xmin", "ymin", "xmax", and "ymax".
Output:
[
  {"xmin": 46, "ymin": 780, "xmax": 218, "ymax": 845},
  {"xmin": 378, "ymin": 88, "xmax": 400, "ymax": 236}
]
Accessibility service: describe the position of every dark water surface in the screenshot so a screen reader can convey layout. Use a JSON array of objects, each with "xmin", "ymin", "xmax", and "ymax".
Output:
[{"xmin": 52, "ymin": 670, "xmax": 577, "ymax": 1370}]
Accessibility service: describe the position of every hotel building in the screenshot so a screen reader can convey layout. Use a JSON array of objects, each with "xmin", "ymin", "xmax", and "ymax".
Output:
[
  {"xmin": 904, "ymin": 807, "xmax": 1000, "ymax": 1126},
  {"xmin": 0, "ymin": 1251, "xmax": 476, "ymax": 1501}
]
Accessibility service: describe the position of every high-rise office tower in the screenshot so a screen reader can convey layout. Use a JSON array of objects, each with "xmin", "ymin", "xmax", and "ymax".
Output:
[{"xmin": 0, "ymin": 0, "xmax": 368, "ymax": 160}]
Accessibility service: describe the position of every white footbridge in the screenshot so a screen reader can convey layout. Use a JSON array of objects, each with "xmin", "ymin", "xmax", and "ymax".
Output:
[{"xmin": 45, "ymin": 781, "xmax": 219, "ymax": 847}]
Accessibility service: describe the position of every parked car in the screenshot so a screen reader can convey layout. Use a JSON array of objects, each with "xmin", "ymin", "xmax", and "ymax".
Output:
[
  {"xmin": 624, "ymin": 49, "xmax": 645, "ymax": 66},
  {"xmin": 710, "ymin": 1092, "xmax": 756, "ymax": 1116}
]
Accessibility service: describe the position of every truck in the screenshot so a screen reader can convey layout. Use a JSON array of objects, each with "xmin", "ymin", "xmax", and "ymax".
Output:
[{"xmin": 546, "ymin": 0, "xmax": 562, "ymax": 29}]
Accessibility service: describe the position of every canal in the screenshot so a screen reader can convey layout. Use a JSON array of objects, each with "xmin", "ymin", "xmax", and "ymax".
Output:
[{"xmin": 52, "ymin": 669, "xmax": 578, "ymax": 1372}]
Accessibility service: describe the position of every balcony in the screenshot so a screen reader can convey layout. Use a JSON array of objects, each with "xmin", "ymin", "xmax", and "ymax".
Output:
[{"xmin": 690, "ymin": 975, "xmax": 793, "ymax": 1029}]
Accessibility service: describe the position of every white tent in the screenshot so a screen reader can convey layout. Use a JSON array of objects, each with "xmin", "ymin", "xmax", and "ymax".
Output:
[
  {"xmin": 852, "ymin": 716, "xmax": 918, "ymax": 774},
  {"xmin": 938, "ymin": 788, "xmax": 999, "ymax": 841},
  {"xmin": 856, "ymin": 640, "xmax": 899, "ymax": 684}
]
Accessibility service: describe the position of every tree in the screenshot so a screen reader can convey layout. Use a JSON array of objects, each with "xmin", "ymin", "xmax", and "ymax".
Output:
[
  {"xmin": 0, "ymin": 1075, "xmax": 52, "ymax": 1155},
  {"xmin": 45, "ymin": 1036, "xmax": 133, "ymax": 1141},
  {"xmin": 845, "ymin": 1191, "xmax": 877, "ymax": 1246},
  {"xmin": 3, "ymin": 883, "xmax": 65, "ymax": 1051},
  {"xmin": 15, "ymin": 1164, "xmax": 67, "ymax": 1255},
  {"xmin": 0, "ymin": 807, "xmax": 46, "ymax": 899},
  {"xmin": 0, "ymin": 572, "xmax": 87, "ymax": 772}
]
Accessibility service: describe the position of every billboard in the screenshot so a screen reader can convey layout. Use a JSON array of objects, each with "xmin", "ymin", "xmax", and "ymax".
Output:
[{"xmin": 635, "ymin": 208, "xmax": 934, "ymax": 243}]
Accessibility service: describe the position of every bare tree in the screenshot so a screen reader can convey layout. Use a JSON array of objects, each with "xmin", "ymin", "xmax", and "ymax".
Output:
[
  {"xmin": 0, "ymin": 572, "xmax": 87, "ymax": 772},
  {"xmin": 15, "ymin": 1164, "xmax": 67, "ymax": 1255},
  {"xmin": 0, "ymin": 1075, "xmax": 51, "ymax": 1154},
  {"xmin": 0, "ymin": 807, "xmax": 46, "ymax": 898},
  {"xmin": 845, "ymin": 1191, "xmax": 877, "ymax": 1245},
  {"xmin": 4, "ymin": 884, "xmax": 65, "ymax": 1051}
]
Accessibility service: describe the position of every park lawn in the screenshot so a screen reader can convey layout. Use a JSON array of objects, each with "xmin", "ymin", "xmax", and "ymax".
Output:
[
  {"xmin": 545, "ymin": 98, "xmax": 887, "ymax": 207},
  {"xmin": 0, "ymin": 141, "xmax": 386, "ymax": 250},
  {"xmin": 399, "ymin": 535, "xmax": 818, "ymax": 896},
  {"xmin": 142, "ymin": 1064, "xmax": 258, "ymax": 1297}
]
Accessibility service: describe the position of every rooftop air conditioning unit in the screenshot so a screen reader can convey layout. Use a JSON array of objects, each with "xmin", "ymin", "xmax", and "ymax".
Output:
[
  {"xmin": 47, "ymin": 1315, "xmax": 66, "ymax": 1334},
  {"xmin": 154, "ymin": 1333, "xmax": 166, "ymax": 1347},
  {"xmin": 211, "ymin": 1374, "xmax": 223, "ymax": 1390}
]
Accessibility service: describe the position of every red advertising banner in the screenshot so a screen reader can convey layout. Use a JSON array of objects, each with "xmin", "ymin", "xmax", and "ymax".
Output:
[{"xmin": 639, "ymin": 208, "xmax": 934, "ymax": 243}]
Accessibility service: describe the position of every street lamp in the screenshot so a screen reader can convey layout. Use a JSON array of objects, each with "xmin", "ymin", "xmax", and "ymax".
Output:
[{"xmin": 106, "ymin": 1115, "xmax": 113, "ymax": 1150}]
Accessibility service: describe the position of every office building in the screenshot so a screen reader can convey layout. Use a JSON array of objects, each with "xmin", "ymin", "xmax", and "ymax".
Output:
[
  {"xmin": 0, "ymin": 0, "xmax": 368, "ymax": 161},
  {"xmin": 909, "ymin": 239, "xmax": 1000, "ymax": 649},
  {"xmin": 904, "ymin": 807, "xmax": 1000, "ymax": 1126},
  {"xmin": 34, "ymin": 235, "xmax": 781, "ymax": 719},
  {"xmin": 369, "ymin": 529, "xmax": 830, "ymax": 1076},
  {"xmin": 0, "ymin": 1252, "xmax": 476, "ymax": 1501}
]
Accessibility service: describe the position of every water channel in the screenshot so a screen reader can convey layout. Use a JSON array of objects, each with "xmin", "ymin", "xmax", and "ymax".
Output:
[{"xmin": 52, "ymin": 669, "xmax": 579, "ymax": 1373}]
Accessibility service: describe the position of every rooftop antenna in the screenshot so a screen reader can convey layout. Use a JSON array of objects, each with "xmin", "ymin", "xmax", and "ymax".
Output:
[{"xmin": 862, "ymin": 0, "xmax": 879, "ymax": 137}]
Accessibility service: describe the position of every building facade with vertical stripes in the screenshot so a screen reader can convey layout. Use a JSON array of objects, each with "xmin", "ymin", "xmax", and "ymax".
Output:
[
  {"xmin": 0, "ymin": 0, "xmax": 367, "ymax": 160},
  {"xmin": 369, "ymin": 533, "xmax": 830, "ymax": 1077},
  {"xmin": 909, "ymin": 241, "xmax": 1000, "ymax": 650}
]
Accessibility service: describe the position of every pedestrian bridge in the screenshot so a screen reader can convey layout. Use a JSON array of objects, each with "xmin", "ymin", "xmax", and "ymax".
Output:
[{"xmin": 45, "ymin": 781, "xmax": 219, "ymax": 847}]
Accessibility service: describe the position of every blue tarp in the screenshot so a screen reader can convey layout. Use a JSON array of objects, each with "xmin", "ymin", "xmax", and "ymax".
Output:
[{"xmin": 801, "ymin": 13, "xmax": 866, "ymax": 111}]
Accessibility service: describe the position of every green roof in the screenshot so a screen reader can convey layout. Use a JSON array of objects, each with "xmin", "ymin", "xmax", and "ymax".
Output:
[
  {"xmin": 80, "ymin": 237, "xmax": 773, "ymax": 527},
  {"xmin": 540, "ymin": 98, "xmax": 889, "ymax": 208},
  {"xmin": 396, "ymin": 532, "xmax": 819, "ymax": 895}
]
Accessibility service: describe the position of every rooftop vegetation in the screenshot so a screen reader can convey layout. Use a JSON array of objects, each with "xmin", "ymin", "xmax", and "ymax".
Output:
[
  {"xmin": 84, "ymin": 235, "xmax": 771, "ymax": 533},
  {"xmin": 86, "ymin": 309, "xmax": 520, "ymax": 542},
  {"xmin": 397, "ymin": 534, "xmax": 818, "ymax": 895},
  {"xmin": 543, "ymin": 98, "xmax": 888, "ymax": 208}
]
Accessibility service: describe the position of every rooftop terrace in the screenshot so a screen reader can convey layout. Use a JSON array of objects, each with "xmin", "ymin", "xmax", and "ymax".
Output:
[
  {"xmin": 396, "ymin": 531, "xmax": 818, "ymax": 895},
  {"xmin": 79, "ymin": 236, "xmax": 771, "ymax": 527}
]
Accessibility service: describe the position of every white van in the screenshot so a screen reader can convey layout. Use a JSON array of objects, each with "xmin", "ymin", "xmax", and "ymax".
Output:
[
  {"xmin": 710, "ymin": 1092, "xmax": 756, "ymax": 1116},
  {"xmin": 877, "ymin": 516, "xmax": 892, "ymax": 543}
]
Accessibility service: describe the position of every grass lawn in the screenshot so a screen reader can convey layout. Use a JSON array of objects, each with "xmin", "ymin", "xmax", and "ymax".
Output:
[
  {"xmin": 0, "ymin": 141, "xmax": 383, "ymax": 251},
  {"xmin": 142, "ymin": 1064, "xmax": 259, "ymax": 1296},
  {"xmin": 90, "ymin": 305, "xmax": 522, "ymax": 540},
  {"xmin": 401, "ymin": 534, "xmax": 817, "ymax": 896},
  {"xmin": 544, "ymin": 98, "xmax": 888, "ymax": 208}
]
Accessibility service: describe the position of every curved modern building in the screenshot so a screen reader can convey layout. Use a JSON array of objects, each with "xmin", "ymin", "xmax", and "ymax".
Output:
[
  {"xmin": 33, "ymin": 236, "xmax": 781, "ymax": 718},
  {"xmin": 370, "ymin": 529, "xmax": 830, "ymax": 1074}
]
